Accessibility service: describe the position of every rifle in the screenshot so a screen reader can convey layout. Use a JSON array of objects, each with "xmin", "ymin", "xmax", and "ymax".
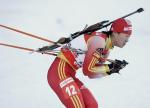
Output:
[
  {"xmin": 60, "ymin": 8, "xmax": 144, "ymax": 43},
  {"xmin": 38, "ymin": 8, "xmax": 144, "ymax": 52}
]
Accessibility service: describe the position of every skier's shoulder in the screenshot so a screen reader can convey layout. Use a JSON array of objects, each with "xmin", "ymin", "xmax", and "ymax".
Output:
[{"xmin": 86, "ymin": 32, "xmax": 107, "ymax": 47}]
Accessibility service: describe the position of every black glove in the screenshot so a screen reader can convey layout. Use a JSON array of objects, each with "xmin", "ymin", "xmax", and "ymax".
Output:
[
  {"xmin": 114, "ymin": 59, "xmax": 128, "ymax": 69},
  {"xmin": 107, "ymin": 59, "xmax": 128, "ymax": 75},
  {"xmin": 107, "ymin": 63, "xmax": 120, "ymax": 75}
]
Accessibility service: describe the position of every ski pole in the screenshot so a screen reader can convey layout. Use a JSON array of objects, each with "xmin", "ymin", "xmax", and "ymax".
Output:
[
  {"xmin": 0, "ymin": 24, "xmax": 56, "ymax": 44},
  {"xmin": 0, "ymin": 42, "xmax": 57, "ymax": 56}
]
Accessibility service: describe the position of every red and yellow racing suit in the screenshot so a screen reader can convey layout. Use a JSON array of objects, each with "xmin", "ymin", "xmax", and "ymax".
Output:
[{"xmin": 47, "ymin": 32, "xmax": 113, "ymax": 108}]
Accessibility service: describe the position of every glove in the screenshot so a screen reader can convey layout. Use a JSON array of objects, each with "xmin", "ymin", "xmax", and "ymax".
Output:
[
  {"xmin": 114, "ymin": 59, "xmax": 128, "ymax": 69},
  {"xmin": 107, "ymin": 59, "xmax": 128, "ymax": 75},
  {"xmin": 107, "ymin": 63, "xmax": 120, "ymax": 75}
]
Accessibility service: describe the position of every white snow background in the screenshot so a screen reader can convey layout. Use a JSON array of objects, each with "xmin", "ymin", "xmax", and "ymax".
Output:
[{"xmin": 0, "ymin": 0, "xmax": 150, "ymax": 108}]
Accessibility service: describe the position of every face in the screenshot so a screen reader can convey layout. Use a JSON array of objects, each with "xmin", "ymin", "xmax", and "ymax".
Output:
[{"xmin": 113, "ymin": 33, "xmax": 130, "ymax": 48}]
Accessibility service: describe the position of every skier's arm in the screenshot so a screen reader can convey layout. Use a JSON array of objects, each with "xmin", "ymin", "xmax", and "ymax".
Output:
[{"xmin": 82, "ymin": 36, "xmax": 110, "ymax": 78}]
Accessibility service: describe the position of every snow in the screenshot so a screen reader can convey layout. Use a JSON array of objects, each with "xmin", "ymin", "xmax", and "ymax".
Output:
[{"xmin": 0, "ymin": 0, "xmax": 150, "ymax": 108}]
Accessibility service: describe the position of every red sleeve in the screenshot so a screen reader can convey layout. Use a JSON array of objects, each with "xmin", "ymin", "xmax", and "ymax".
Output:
[{"xmin": 82, "ymin": 36, "xmax": 109, "ymax": 78}]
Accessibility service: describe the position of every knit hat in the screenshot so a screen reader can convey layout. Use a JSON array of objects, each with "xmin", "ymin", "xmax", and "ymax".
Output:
[{"xmin": 110, "ymin": 18, "xmax": 132, "ymax": 36}]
